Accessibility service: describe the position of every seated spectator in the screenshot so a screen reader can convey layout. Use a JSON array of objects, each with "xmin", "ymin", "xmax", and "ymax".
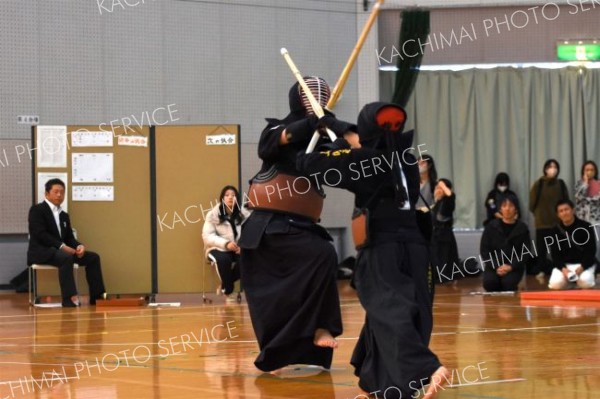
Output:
[
  {"xmin": 431, "ymin": 178, "xmax": 460, "ymax": 283},
  {"xmin": 548, "ymin": 200, "xmax": 596, "ymax": 290},
  {"xmin": 483, "ymin": 172, "xmax": 519, "ymax": 226},
  {"xmin": 202, "ymin": 185, "xmax": 250, "ymax": 302},
  {"xmin": 480, "ymin": 194, "xmax": 531, "ymax": 292},
  {"xmin": 27, "ymin": 178, "xmax": 106, "ymax": 307}
]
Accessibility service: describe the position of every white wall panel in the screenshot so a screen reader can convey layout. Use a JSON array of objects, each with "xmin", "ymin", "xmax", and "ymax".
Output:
[{"xmin": 0, "ymin": 0, "xmax": 361, "ymax": 262}]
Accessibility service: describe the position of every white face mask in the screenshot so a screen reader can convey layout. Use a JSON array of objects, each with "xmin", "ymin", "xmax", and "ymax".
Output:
[
  {"xmin": 546, "ymin": 167, "xmax": 558, "ymax": 178},
  {"xmin": 419, "ymin": 165, "xmax": 428, "ymax": 173},
  {"xmin": 497, "ymin": 185, "xmax": 508, "ymax": 192}
]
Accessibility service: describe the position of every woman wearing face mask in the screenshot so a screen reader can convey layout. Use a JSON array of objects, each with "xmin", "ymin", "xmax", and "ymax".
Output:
[
  {"xmin": 483, "ymin": 172, "xmax": 519, "ymax": 226},
  {"xmin": 528, "ymin": 159, "xmax": 570, "ymax": 275},
  {"xmin": 417, "ymin": 155, "xmax": 437, "ymax": 209},
  {"xmin": 415, "ymin": 155, "xmax": 438, "ymax": 242}
]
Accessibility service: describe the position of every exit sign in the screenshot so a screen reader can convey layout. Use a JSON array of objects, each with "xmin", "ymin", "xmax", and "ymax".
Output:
[{"xmin": 557, "ymin": 42, "xmax": 600, "ymax": 61}]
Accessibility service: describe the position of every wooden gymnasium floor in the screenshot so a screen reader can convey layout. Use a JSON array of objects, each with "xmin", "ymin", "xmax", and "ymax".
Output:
[{"xmin": 1, "ymin": 276, "xmax": 599, "ymax": 399}]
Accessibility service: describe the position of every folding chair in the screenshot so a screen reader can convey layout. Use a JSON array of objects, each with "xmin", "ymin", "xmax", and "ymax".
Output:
[
  {"xmin": 28, "ymin": 263, "xmax": 80, "ymax": 306},
  {"xmin": 202, "ymin": 255, "xmax": 242, "ymax": 304}
]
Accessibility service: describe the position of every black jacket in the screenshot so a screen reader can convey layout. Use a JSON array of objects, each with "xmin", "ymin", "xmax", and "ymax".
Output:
[
  {"xmin": 483, "ymin": 188, "xmax": 519, "ymax": 225},
  {"xmin": 297, "ymin": 130, "xmax": 421, "ymax": 236},
  {"xmin": 27, "ymin": 201, "xmax": 80, "ymax": 265},
  {"xmin": 432, "ymin": 194, "xmax": 455, "ymax": 231},
  {"xmin": 479, "ymin": 219, "xmax": 532, "ymax": 274},
  {"xmin": 550, "ymin": 217, "xmax": 597, "ymax": 270}
]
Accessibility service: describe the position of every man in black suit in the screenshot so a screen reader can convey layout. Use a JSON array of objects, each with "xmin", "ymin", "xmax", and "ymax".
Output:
[{"xmin": 28, "ymin": 178, "xmax": 106, "ymax": 307}]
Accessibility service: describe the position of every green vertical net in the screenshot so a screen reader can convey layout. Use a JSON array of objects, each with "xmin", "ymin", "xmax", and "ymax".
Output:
[{"xmin": 391, "ymin": 10, "xmax": 430, "ymax": 107}]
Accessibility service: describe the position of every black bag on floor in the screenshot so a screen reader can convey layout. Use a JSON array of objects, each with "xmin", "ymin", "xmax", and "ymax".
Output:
[{"xmin": 10, "ymin": 268, "xmax": 29, "ymax": 293}]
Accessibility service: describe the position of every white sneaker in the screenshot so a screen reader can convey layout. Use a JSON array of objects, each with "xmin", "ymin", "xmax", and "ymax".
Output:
[{"xmin": 225, "ymin": 295, "xmax": 238, "ymax": 303}]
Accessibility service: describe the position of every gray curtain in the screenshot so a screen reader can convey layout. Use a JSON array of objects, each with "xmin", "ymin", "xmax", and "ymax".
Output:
[{"xmin": 398, "ymin": 67, "xmax": 600, "ymax": 228}]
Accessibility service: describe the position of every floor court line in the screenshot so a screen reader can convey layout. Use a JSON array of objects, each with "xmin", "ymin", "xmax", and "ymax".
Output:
[
  {"xmin": 2, "ymin": 280, "xmax": 597, "ymax": 399},
  {"xmin": 2, "ymin": 320, "xmax": 597, "ymax": 349},
  {"xmin": 431, "ymin": 322, "xmax": 600, "ymax": 335},
  {"xmin": 449, "ymin": 378, "xmax": 527, "ymax": 388},
  {"xmin": 0, "ymin": 371, "xmax": 529, "ymax": 395}
]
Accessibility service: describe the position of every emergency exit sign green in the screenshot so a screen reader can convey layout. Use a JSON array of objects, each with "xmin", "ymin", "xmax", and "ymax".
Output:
[{"xmin": 557, "ymin": 42, "xmax": 600, "ymax": 61}]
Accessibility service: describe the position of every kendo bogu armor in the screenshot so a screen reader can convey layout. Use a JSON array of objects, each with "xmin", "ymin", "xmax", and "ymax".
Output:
[{"xmin": 247, "ymin": 77, "xmax": 331, "ymax": 222}]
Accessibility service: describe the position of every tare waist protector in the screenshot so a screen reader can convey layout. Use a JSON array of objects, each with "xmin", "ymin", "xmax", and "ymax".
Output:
[{"xmin": 247, "ymin": 167, "xmax": 324, "ymax": 223}]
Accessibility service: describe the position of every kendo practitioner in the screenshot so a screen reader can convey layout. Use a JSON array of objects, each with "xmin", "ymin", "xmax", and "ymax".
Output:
[
  {"xmin": 238, "ymin": 76, "xmax": 353, "ymax": 373},
  {"xmin": 297, "ymin": 102, "xmax": 449, "ymax": 399}
]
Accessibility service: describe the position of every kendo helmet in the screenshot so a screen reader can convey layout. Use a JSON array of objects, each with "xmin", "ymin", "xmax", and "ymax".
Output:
[
  {"xmin": 288, "ymin": 76, "xmax": 331, "ymax": 114},
  {"xmin": 357, "ymin": 102, "xmax": 407, "ymax": 148}
]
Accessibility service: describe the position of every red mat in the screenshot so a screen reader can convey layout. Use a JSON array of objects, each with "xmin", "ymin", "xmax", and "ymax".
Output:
[
  {"xmin": 520, "ymin": 290, "xmax": 600, "ymax": 301},
  {"xmin": 520, "ymin": 299, "xmax": 600, "ymax": 309}
]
